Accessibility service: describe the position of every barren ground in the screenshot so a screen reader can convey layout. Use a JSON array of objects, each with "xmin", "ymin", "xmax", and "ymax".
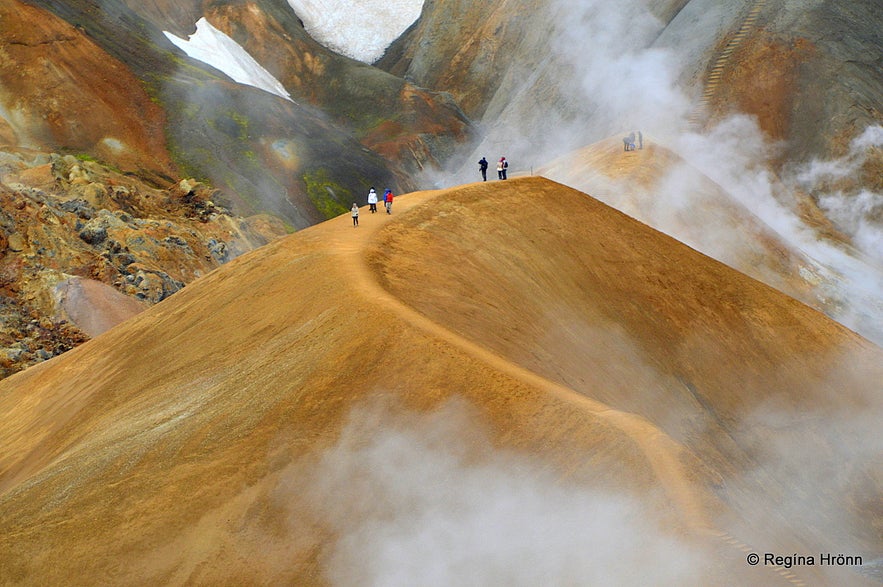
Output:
[{"xmin": 0, "ymin": 177, "xmax": 879, "ymax": 585}]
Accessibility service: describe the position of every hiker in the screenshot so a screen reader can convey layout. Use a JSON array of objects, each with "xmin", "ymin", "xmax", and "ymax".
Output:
[
  {"xmin": 637, "ymin": 130, "xmax": 643, "ymax": 149},
  {"xmin": 497, "ymin": 157, "xmax": 508, "ymax": 180},
  {"xmin": 367, "ymin": 187, "xmax": 378, "ymax": 213},
  {"xmin": 351, "ymin": 203, "xmax": 359, "ymax": 227},
  {"xmin": 384, "ymin": 189, "xmax": 394, "ymax": 214},
  {"xmin": 478, "ymin": 157, "xmax": 488, "ymax": 181}
]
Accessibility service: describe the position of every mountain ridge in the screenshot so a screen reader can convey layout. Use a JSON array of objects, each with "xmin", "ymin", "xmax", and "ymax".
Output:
[
  {"xmin": 0, "ymin": 1, "xmax": 881, "ymax": 582},
  {"xmin": 0, "ymin": 177, "xmax": 878, "ymax": 585}
]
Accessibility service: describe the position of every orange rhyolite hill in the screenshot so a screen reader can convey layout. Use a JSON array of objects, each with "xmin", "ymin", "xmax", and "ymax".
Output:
[{"xmin": 0, "ymin": 177, "xmax": 879, "ymax": 585}]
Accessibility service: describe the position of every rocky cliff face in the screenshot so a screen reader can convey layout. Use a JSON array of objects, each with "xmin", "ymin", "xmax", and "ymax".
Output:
[{"xmin": 0, "ymin": 147, "xmax": 287, "ymax": 378}]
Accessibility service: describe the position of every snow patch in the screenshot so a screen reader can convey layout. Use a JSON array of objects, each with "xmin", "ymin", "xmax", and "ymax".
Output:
[
  {"xmin": 286, "ymin": 0, "xmax": 424, "ymax": 63},
  {"xmin": 164, "ymin": 18, "xmax": 292, "ymax": 102}
]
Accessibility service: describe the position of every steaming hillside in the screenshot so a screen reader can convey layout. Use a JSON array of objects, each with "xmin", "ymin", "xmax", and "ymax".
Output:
[
  {"xmin": 540, "ymin": 136, "xmax": 883, "ymax": 345},
  {"xmin": 1, "ymin": 178, "xmax": 879, "ymax": 585},
  {"xmin": 381, "ymin": 0, "xmax": 883, "ymax": 341},
  {"xmin": 384, "ymin": 0, "xmax": 882, "ymax": 170}
]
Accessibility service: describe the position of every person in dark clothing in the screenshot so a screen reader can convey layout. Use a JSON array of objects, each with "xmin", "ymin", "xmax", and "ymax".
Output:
[
  {"xmin": 638, "ymin": 131, "xmax": 643, "ymax": 149},
  {"xmin": 623, "ymin": 134, "xmax": 636, "ymax": 151},
  {"xmin": 478, "ymin": 157, "xmax": 488, "ymax": 181}
]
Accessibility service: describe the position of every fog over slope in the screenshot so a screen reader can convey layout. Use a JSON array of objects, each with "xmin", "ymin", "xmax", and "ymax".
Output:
[
  {"xmin": 1, "ymin": 179, "xmax": 879, "ymax": 585},
  {"xmin": 0, "ymin": 3, "xmax": 880, "ymax": 583}
]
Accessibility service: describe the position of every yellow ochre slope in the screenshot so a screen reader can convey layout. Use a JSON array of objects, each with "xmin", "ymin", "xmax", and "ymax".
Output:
[{"xmin": 0, "ymin": 177, "xmax": 879, "ymax": 586}]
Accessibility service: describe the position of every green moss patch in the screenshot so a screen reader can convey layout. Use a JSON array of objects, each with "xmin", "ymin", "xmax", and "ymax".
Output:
[{"xmin": 303, "ymin": 169, "xmax": 350, "ymax": 219}]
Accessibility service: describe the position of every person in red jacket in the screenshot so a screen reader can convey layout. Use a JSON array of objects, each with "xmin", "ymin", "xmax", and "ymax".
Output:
[{"xmin": 384, "ymin": 189, "xmax": 394, "ymax": 214}]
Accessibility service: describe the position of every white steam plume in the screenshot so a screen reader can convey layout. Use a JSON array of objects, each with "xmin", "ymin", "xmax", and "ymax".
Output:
[
  {"xmin": 433, "ymin": 0, "xmax": 883, "ymax": 344},
  {"xmin": 728, "ymin": 352, "xmax": 883, "ymax": 582},
  {"xmin": 668, "ymin": 118, "xmax": 883, "ymax": 344},
  {"xmin": 290, "ymin": 400, "xmax": 704, "ymax": 587},
  {"xmin": 819, "ymin": 189, "xmax": 883, "ymax": 262},
  {"xmin": 447, "ymin": 0, "xmax": 689, "ymax": 178},
  {"xmin": 794, "ymin": 125, "xmax": 883, "ymax": 262}
]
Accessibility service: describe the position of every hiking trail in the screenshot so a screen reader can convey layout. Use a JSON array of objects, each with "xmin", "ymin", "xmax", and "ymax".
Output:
[
  {"xmin": 322, "ymin": 184, "xmax": 808, "ymax": 586},
  {"xmin": 688, "ymin": 0, "xmax": 768, "ymax": 128}
]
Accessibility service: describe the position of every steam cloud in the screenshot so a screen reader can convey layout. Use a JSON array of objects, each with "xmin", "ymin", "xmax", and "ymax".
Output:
[
  {"xmin": 450, "ymin": 0, "xmax": 690, "ymax": 174},
  {"xmin": 436, "ymin": 0, "xmax": 883, "ymax": 344},
  {"xmin": 292, "ymin": 400, "xmax": 703, "ymax": 587},
  {"xmin": 667, "ymin": 119, "xmax": 883, "ymax": 343},
  {"xmin": 730, "ymin": 353, "xmax": 883, "ymax": 580},
  {"xmin": 794, "ymin": 125, "xmax": 883, "ymax": 262}
]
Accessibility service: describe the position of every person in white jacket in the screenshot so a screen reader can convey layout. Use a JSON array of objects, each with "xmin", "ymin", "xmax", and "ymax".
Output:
[
  {"xmin": 497, "ymin": 157, "xmax": 508, "ymax": 180},
  {"xmin": 351, "ymin": 203, "xmax": 360, "ymax": 227},
  {"xmin": 367, "ymin": 187, "xmax": 379, "ymax": 213}
]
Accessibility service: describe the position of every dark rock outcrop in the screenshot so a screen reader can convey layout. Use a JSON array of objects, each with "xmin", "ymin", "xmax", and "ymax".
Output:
[{"xmin": 0, "ymin": 148, "xmax": 288, "ymax": 378}]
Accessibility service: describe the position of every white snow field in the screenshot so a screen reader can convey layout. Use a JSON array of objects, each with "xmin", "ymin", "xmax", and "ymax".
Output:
[
  {"xmin": 285, "ymin": 0, "xmax": 425, "ymax": 62},
  {"xmin": 164, "ymin": 0, "xmax": 424, "ymax": 96},
  {"xmin": 164, "ymin": 18, "xmax": 292, "ymax": 101}
]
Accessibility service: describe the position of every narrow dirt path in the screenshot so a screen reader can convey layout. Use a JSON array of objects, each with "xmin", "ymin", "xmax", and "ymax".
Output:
[
  {"xmin": 687, "ymin": 0, "xmax": 768, "ymax": 128},
  {"xmin": 324, "ymin": 190, "xmax": 711, "ymax": 530},
  {"xmin": 318, "ymin": 187, "xmax": 812, "ymax": 586}
]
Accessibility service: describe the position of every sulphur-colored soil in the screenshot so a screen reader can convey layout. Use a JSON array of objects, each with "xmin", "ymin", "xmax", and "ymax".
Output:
[{"xmin": 0, "ymin": 177, "xmax": 879, "ymax": 586}]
